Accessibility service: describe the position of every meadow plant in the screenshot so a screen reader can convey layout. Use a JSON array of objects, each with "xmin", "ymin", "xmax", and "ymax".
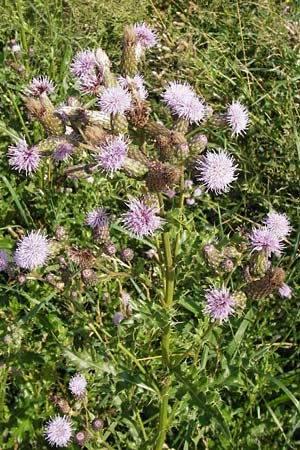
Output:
[{"xmin": 3, "ymin": 22, "xmax": 294, "ymax": 449}]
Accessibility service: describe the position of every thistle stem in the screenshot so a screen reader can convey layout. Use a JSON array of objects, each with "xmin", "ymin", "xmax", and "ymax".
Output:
[{"xmin": 155, "ymin": 194, "xmax": 175, "ymax": 450}]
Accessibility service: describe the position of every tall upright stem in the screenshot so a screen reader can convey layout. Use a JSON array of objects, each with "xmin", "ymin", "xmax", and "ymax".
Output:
[{"xmin": 155, "ymin": 195, "xmax": 175, "ymax": 450}]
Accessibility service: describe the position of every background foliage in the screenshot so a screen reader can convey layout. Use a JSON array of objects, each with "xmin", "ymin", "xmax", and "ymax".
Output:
[{"xmin": 0, "ymin": 0, "xmax": 299, "ymax": 449}]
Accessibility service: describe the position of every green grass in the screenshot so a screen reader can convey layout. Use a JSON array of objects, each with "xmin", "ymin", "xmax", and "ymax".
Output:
[{"xmin": 0, "ymin": 0, "xmax": 299, "ymax": 449}]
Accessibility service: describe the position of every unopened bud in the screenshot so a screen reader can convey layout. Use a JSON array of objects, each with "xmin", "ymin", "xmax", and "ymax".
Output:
[
  {"xmin": 75, "ymin": 430, "xmax": 89, "ymax": 446},
  {"xmin": 92, "ymin": 418, "xmax": 104, "ymax": 431},
  {"xmin": 121, "ymin": 248, "xmax": 134, "ymax": 262}
]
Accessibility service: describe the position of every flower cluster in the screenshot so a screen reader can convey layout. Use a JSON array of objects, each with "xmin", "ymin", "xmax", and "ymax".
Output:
[{"xmin": 248, "ymin": 211, "xmax": 291, "ymax": 258}]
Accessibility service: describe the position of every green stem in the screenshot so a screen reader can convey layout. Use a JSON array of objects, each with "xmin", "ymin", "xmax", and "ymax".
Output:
[
  {"xmin": 155, "ymin": 194, "xmax": 176, "ymax": 450},
  {"xmin": 174, "ymin": 167, "xmax": 185, "ymax": 260}
]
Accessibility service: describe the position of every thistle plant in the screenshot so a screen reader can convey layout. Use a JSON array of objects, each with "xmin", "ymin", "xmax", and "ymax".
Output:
[{"xmin": 3, "ymin": 22, "xmax": 293, "ymax": 449}]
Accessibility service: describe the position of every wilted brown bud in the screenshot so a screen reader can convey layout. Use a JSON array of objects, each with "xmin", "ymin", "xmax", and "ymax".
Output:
[
  {"xmin": 247, "ymin": 267, "xmax": 285, "ymax": 299},
  {"xmin": 146, "ymin": 162, "xmax": 181, "ymax": 192}
]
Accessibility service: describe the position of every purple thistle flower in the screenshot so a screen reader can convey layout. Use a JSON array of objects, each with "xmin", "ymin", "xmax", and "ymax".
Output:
[
  {"xmin": 94, "ymin": 135, "xmax": 129, "ymax": 174},
  {"xmin": 14, "ymin": 230, "xmax": 50, "ymax": 270},
  {"xmin": 203, "ymin": 286, "xmax": 235, "ymax": 323},
  {"xmin": 196, "ymin": 150, "xmax": 238, "ymax": 194},
  {"xmin": 85, "ymin": 207, "xmax": 109, "ymax": 229},
  {"xmin": 122, "ymin": 197, "xmax": 164, "ymax": 238},
  {"xmin": 175, "ymin": 95, "xmax": 206, "ymax": 124},
  {"xmin": 68, "ymin": 374, "xmax": 87, "ymax": 398},
  {"xmin": 0, "ymin": 250, "xmax": 9, "ymax": 271},
  {"xmin": 113, "ymin": 312, "xmax": 124, "ymax": 325},
  {"xmin": 8, "ymin": 137, "xmax": 41, "ymax": 175},
  {"xmin": 53, "ymin": 142, "xmax": 74, "ymax": 161},
  {"xmin": 264, "ymin": 211, "xmax": 291, "ymax": 239},
  {"xmin": 44, "ymin": 415, "xmax": 73, "ymax": 447},
  {"xmin": 248, "ymin": 227, "xmax": 283, "ymax": 257},
  {"xmin": 161, "ymin": 81, "xmax": 205, "ymax": 124},
  {"xmin": 70, "ymin": 49, "xmax": 96, "ymax": 76},
  {"xmin": 226, "ymin": 100, "xmax": 250, "ymax": 136},
  {"xmin": 118, "ymin": 75, "xmax": 148, "ymax": 100},
  {"xmin": 162, "ymin": 81, "xmax": 195, "ymax": 108},
  {"xmin": 98, "ymin": 86, "xmax": 132, "ymax": 115},
  {"xmin": 278, "ymin": 283, "xmax": 292, "ymax": 299},
  {"xmin": 78, "ymin": 72, "xmax": 103, "ymax": 95},
  {"xmin": 133, "ymin": 23, "xmax": 158, "ymax": 48},
  {"xmin": 27, "ymin": 76, "xmax": 55, "ymax": 97}
]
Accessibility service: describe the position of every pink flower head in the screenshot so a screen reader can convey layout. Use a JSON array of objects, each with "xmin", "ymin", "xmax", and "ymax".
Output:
[
  {"xmin": 118, "ymin": 75, "xmax": 148, "ymax": 100},
  {"xmin": 278, "ymin": 283, "xmax": 292, "ymax": 299},
  {"xmin": 8, "ymin": 137, "xmax": 41, "ymax": 175},
  {"xmin": 27, "ymin": 76, "xmax": 55, "ymax": 97},
  {"xmin": 98, "ymin": 86, "xmax": 132, "ymax": 115},
  {"xmin": 94, "ymin": 135, "xmax": 129, "ymax": 174},
  {"xmin": 161, "ymin": 81, "xmax": 205, "ymax": 124},
  {"xmin": 162, "ymin": 81, "xmax": 195, "ymax": 108},
  {"xmin": 226, "ymin": 100, "xmax": 250, "ymax": 136},
  {"xmin": 133, "ymin": 23, "xmax": 158, "ymax": 48},
  {"xmin": 70, "ymin": 49, "xmax": 96, "ymax": 76},
  {"xmin": 122, "ymin": 197, "xmax": 164, "ymax": 238},
  {"xmin": 85, "ymin": 207, "xmax": 110, "ymax": 229},
  {"xmin": 196, "ymin": 150, "xmax": 238, "ymax": 194},
  {"xmin": 78, "ymin": 72, "xmax": 103, "ymax": 95},
  {"xmin": 44, "ymin": 415, "xmax": 73, "ymax": 447},
  {"xmin": 0, "ymin": 250, "xmax": 9, "ymax": 271},
  {"xmin": 68, "ymin": 374, "xmax": 87, "ymax": 398},
  {"xmin": 14, "ymin": 230, "xmax": 50, "ymax": 270},
  {"xmin": 203, "ymin": 286, "xmax": 235, "ymax": 323},
  {"xmin": 248, "ymin": 227, "xmax": 283, "ymax": 257},
  {"xmin": 264, "ymin": 211, "xmax": 291, "ymax": 239},
  {"xmin": 53, "ymin": 142, "xmax": 74, "ymax": 161}
]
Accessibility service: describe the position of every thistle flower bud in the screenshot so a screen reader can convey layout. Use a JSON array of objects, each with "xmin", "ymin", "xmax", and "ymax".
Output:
[
  {"xmin": 221, "ymin": 258, "xmax": 234, "ymax": 272},
  {"xmin": 173, "ymin": 117, "xmax": 189, "ymax": 134},
  {"xmin": 81, "ymin": 268, "xmax": 97, "ymax": 286},
  {"xmin": 50, "ymin": 395, "xmax": 71, "ymax": 414},
  {"xmin": 46, "ymin": 273, "xmax": 55, "ymax": 284},
  {"xmin": 93, "ymin": 225, "xmax": 110, "ymax": 244},
  {"xmin": 250, "ymin": 251, "xmax": 269, "ymax": 278},
  {"xmin": 144, "ymin": 120, "xmax": 170, "ymax": 137},
  {"xmin": 75, "ymin": 430, "xmax": 89, "ymax": 447},
  {"xmin": 83, "ymin": 124, "xmax": 107, "ymax": 145},
  {"xmin": 202, "ymin": 244, "xmax": 222, "ymax": 270},
  {"xmin": 189, "ymin": 133, "xmax": 208, "ymax": 156},
  {"xmin": 122, "ymin": 157, "xmax": 148, "ymax": 178},
  {"xmin": 55, "ymin": 226, "xmax": 68, "ymax": 241},
  {"xmin": 128, "ymin": 100, "xmax": 150, "ymax": 128},
  {"xmin": 17, "ymin": 275, "xmax": 26, "ymax": 284},
  {"xmin": 146, "ymin": 162, "xmax": 181, "ymax": 192},
  {"xmin": 222, "ymin": 245, "xmax": 241, "ymax": 259},
  {"xmin": 121, "ymin": 247, "xmax": 134, "ymax": 262},
  {"xmin": 121, "ymin": 26, "xmax": 138, "ymax": 78},
  {"xmin": 92, "ymin": 418, "xmax": 104, "ymax": 431},
  {"xmin": 232, "ymin": 291, "xmax": 247, "ymax": 309},
  {"xmin": 104, "ymin": 243, "xmax": 117, "ymax": 256}
]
